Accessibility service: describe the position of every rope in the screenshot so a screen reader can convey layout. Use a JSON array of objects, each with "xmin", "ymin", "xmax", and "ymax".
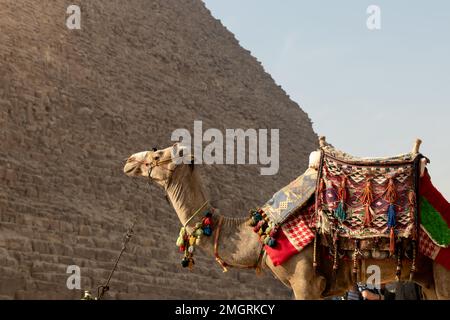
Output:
[
  {"xmin": 184, "ymin": 201, "xmax": 209, "ymax": 228},
  {"xmin": 96, "ymin": 215, "xmax": 137, "ymax": 300}
]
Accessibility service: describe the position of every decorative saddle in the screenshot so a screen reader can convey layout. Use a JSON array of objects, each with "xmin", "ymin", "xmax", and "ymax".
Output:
[
  {"xmin": 312, "ymin": 137, "xmax": 426, "ymax": 278},
  {"xmin": 252, "ymin": 137, "xmax": 450, "ymax": 276}
]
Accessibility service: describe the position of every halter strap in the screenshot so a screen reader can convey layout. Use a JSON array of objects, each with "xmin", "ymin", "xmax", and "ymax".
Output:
[{"xmin": 149, "ymin": 153, "xmax": 195, "ymax": 170}]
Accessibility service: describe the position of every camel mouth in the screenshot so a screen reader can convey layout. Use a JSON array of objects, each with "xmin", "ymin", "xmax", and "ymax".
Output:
[
  {"xmin": 123, "ymin": 151, "xmax": 148, "ymax": 177},
  {"xmin": 123, "ymin": 161, "xmax": 140, "ymax": 176}
]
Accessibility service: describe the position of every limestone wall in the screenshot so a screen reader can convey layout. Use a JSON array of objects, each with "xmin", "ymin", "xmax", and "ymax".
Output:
[{"xmin": 0, "ymin": 0, "xmax": 317, "ymax": 299}]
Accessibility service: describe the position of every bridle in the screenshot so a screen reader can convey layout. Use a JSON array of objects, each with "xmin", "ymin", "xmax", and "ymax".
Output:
[{"xmin": 144, "ymin": 150, "xmax": 193, "ymax": 187}]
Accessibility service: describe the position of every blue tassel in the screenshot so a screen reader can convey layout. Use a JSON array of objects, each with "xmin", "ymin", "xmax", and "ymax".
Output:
[
  {"xmin": 335, "ymin": 202, "xmax": 347, "ymax": 222},
  {"xmin": 254, "ymin": 213, "xmax": 263, "ymax": 222},
  {"xmin": 387, "ymin": 204, "xmax": 396, "ymax": 228},
  {"xmin": 268, "ymin": 238, "xmax": 276, "ymax": 248},
  {"xmin": 202, "ymin": 225, "xmax": 212, "ymax": 236}
]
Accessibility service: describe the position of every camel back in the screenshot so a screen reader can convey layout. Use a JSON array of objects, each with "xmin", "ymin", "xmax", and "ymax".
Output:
[{"xmin": 315, "ymin": 144, "xmax": 423, "ymax": 249}]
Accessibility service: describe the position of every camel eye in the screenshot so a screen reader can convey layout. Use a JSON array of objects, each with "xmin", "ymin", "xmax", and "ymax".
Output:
[{"xmin": 154, "ymin": 156, "xmax": 160, "ymax": 161}]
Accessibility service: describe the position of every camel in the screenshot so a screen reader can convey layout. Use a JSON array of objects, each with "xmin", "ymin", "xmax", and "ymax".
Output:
[{"xmin": 123, "ymin": 143, "xmax": 450, "ymax": 300}]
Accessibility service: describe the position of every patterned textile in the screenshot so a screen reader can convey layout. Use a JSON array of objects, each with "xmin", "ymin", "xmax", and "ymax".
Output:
[
  {"xmin": 419, "ymin": 226, "xmax": 450, "ymax": 270},
  {"xmin": 258, "ymin": 145, "xmax": 449, "ymax": 270},
  {"xmin": 281, "ymin": 203, "xmax": 315, "ymax": 251},
  {"xmin": 419, "ymin": 170, "xmax": 450, "ymax": 247},
  {"xmin": 316, "ymin": 147, "xmax": 420, "ymax": 239},
  {"xmin": 419, "ymin": 227, "xmax": 440, "ymax": 259},
  {"xmin": 264, "ymin": 202, "xmax": 315, "ymax": 266},
  {"xmin": 266, "ymin": 202, "xmax": 450, "ymax": 269},
  {"xmin": 260, "ymin": 168, "xmax": 317, "ymax": 225},
  {"xmin": 264, "ymin": 167, "xmax": 450, "ymax": 270}
]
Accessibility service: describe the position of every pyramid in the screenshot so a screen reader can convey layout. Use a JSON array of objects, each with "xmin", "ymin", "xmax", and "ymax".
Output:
[{"xmin": 0, "ymin": 0, "xmax": 317, "ymax": 299}]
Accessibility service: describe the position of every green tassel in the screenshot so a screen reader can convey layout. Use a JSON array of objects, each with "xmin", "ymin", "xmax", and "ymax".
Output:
[{"xmin": 335, "ymin": 202, "xmax": 347, "ymax": 222}]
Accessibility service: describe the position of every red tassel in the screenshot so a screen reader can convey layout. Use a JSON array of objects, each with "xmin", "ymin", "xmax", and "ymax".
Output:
[
  {"xmin": 338, "ymin": 177, "xmax": 348, "ymax": 203},
  {"xmin": 384, "ymin": 178, "xmax": 397, "ymax": 204},
  {"xmin": 389, "ymin": 227, "xmax": 395, "ymax": 255},
  {"xmin": 360, "ymin": 180, "xmax": 374, "ymax": 226}
]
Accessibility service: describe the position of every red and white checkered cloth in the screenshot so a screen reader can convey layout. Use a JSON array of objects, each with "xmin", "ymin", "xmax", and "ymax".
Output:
[
  {"xmin": 281, "ymin": 205, "xmax": 315, "ymax": 251},
  {"xmin": 419, "ymin": 227, "xmax": 441, "ymax": 260},
  {"xmin": 264, "ymin": 204, "xmax": 316, "ymax": 266}
]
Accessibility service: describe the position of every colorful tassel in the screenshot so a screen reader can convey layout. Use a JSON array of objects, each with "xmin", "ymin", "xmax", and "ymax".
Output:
[
  {"xmin": 384, "ymin": 178, "xmax": 397, "ymax": 203},
  {"xmin": 178, "ymin": 208, "xmax": 214, "ymax": 269},
  {"xmin": 384, "ymin": 178, "xmax": 398, "ymax": 255},
  {"xmin": 176, "ymin": 235, "xmax": 184, "ymax": 247},
  {"xmin": 335, "ymin": 201, "xmax": 347, "ymax": 222},
  {"xmin": 359, "ymin": 180, "xmax": 374, "ymax": 226},
  {"xmin": 268, "ymin": 238, "xmax": 276, "ymax": 247},
  {"xmin": 250, "ymin": 209, "xmax": 279, "ymax": 247},
  {"xmin": 334, "ymin": 177, "xmax": 348, "ymax": 222},
  {"xmin": 338, "ymin": 177, "xmax": 348, "ymax": 203},
  {"xmin": 181, "ymin": 257, "xmax": 190, "ymax": 268},
  {"xmin": 387, "ymin": 204, "xmax": 396, "ymax": 255},
  {"xmin": 202, "ymin": 225, "xmax": 212, "ymax": 236}
]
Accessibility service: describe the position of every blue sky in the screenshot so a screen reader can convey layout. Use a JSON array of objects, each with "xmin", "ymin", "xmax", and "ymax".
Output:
[{"xmin": 203, "ymin": 0, "xmax": 450, "ymax": 197}]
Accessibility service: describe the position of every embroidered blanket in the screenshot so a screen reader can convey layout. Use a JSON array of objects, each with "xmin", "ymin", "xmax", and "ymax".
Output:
[
  {"xmin": 260, "ymin": 168, "xmax": 317, "ymax": 225},
  {"xmin": 263, "ymin": 168, "xmax": 450, "ymax": 270},
  {"xmin": 316, "ymin": 147, "xmax": 419, "ymax": 239}
]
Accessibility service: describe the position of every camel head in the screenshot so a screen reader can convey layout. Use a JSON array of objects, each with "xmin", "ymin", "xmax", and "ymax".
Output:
[{"xmin": 123, "ymin": 143, "xmax": 192, "ymax": 187}]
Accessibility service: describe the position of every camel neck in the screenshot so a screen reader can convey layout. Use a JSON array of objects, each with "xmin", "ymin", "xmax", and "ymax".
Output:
[{"xmin": 165, "ymin": 167, "xmax": 209, "ymax": 228}]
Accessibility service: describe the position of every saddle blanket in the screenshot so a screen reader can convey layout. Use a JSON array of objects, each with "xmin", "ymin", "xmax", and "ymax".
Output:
[
  {"xmin": 260, "ymin": 167, "xmax": 317, "ymax": 225},
  {"xmin": 264, "ymin": 170, "xmax": 450, "ymax": 269}
]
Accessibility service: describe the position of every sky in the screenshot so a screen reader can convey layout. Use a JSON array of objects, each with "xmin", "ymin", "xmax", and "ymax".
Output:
[{"xmin": 203, "ymin": 0, "xmax": 450, "ymax": 197}]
